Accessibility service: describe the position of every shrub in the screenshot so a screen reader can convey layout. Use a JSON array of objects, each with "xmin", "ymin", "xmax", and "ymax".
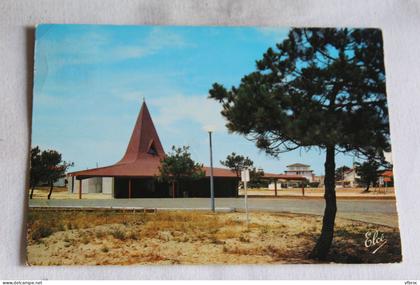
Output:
[
  {"xmin": 111, "ymin": 229, "xmax": 126, "ymax": 240},
  {"xmin": 31, "ymin": 225, "xmax": 53, "ymax": 241}
]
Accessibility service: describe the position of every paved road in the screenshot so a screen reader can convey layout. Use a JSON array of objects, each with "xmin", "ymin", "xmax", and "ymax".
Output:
[{"xmin": 29, "ymin": 198, "xmax": 400, "ymax": 227}]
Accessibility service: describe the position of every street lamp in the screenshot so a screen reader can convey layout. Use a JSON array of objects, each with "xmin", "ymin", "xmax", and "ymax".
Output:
[{"xmin": 205, "ymin": 126, "xmax": 215, "ymax": 212}]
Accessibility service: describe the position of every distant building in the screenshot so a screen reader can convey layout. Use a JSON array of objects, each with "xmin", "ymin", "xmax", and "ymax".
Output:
[
  {"xmin": 378, "ymin": 169, "xmax": 393, "ymax": 187},
  {"xmin": 284, "ymin": 163, "xmax": 314, "ymax": 182},
  {"xmin": 338, "ymin": 167, "xmax": 360, "ymax": 188},
  {"xmin": 313, "ymin": 175, "xmax": 324, "ymax": 187}
]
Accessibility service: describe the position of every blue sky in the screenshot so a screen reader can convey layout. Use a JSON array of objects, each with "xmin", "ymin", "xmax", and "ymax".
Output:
[{"xmin": 32, "ymin": 24, "xmax": 361, "ymax": 175}]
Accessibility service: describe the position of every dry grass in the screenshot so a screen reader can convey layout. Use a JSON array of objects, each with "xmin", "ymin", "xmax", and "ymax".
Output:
[
  {"xmin": 29, "ymin": 187, "xmax": 111, "ymax": 200},
  {"xmin": 240, "ymin": 187, "xmax": 396, "ymax": 197},
  {"xmin": 27, "ymin": 209, "xmax": 402, "ymax": 265}
]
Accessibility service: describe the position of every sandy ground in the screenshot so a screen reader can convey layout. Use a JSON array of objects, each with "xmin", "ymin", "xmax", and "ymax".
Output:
[
  {"xmin": 30, "ymin": 186, "xmax": 395, "ymax": 200},
  {"xmin": 30, "ymin": 187, "xmax": 111, "ymax": 200},
  {"xmin": 27, "ymin": 210, "xmax": 401, "ymax": 265},
  {"xmin": 239, "ymin": 187, "xmax": 396, "ymax": 198}
]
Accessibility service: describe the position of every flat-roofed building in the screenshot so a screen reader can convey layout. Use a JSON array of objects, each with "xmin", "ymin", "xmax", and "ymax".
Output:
[{"xmin": 284, "ymin": 163, "xmax": 315, "ymax": 182}]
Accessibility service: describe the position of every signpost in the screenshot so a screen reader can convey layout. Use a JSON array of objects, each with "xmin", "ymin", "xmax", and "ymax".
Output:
[
  {"xmin": 208, "ymin": 130, "xmax": 215, "ymax": 212},
  {"xmin": 378, "ymin": 176, "xmax": 385, "ymax": 194},
  {"xmin": 241, "ymin": 168, "xmax": 250, "ymax": 227}
]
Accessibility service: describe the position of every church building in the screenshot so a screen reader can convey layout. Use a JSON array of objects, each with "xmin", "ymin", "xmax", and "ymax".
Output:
[{"xmin": 68, "ymin": 101, "xmax": 240, "ymax": 198}]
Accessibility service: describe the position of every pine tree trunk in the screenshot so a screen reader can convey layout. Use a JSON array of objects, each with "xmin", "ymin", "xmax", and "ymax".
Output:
[
  {"xmin": 236, "ymin": 180, "xmax": 240, "ymax": 198},
  {"xmin": 30, "ymin": 186, "xmax": 35, "ymax": 199},
  {"xmin": 364, "ymin": 183, "xmax": 370, "ymax": 192},
  {"xmin": 47, "ymin": 182, "xmax": 53, "ymax": 200},
  {"xmin": 172, "ymin": 181, "xmax": 175, "ymax": 198},
  {"xmin": 309, "ymin": 145, "xmax": 337, "ymax": 260}
]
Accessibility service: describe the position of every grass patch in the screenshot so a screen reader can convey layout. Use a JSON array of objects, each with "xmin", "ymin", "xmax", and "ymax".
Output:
[{"xmin": 27, "ymin": 209, "xmax": 402, "ymax": 265}]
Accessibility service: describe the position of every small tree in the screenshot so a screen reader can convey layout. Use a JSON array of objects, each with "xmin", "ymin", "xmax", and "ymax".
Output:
[
  {"xmin": 355, "ymin": 159, "xmax": 381, "ymax": 192},
  {"xmin": 41, "ymin": 149, "xmax": 73, "ymax": 199},
  {"xmin": 29, "ymin": 146, "xmax": 44, "ymax": 199},
  {"xmin": 335, "ymin": 165, "xmax": 351, "ymax": 182},
  {"xmin": 220, "ymin": 152, "xmax": 254, "ymax": 178},
  {"xmin": 248, "ymin": 167, "xmax": 266, "ymax": 188},
  {"xmin": 158, "ymin": 146, "xmax": 205, "ymax": 197}
]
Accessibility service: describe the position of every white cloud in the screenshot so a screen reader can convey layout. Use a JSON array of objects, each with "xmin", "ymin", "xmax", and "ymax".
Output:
[
  {"xmin": 36, "ymin": 26, "xmax": 191, "ymax": 73},
  {"xmin": 149, "ymin": 94, "xmax": 227, "ymax": 133},
  {"xmin": 255, "ymin": 27, "xmax": 289, "ymax": 42}
]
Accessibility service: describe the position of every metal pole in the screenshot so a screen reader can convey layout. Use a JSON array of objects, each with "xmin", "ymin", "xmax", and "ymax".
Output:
[
  {"xmin": 244, "ymin": 179, "xmax": 249, "ymax": 227},
  {"xmin": 79, "ymin": 179, "xmax": 82, "ymax": 199},
  {"xmin": 274, "ymin": 179, "xmax": 278, "ymax": 197},
  {"xmin": 302, "ymin": 182, "xmax": 305, "ymax": 197},
  {"xmin": 209, "ymin": 131, "xmax": 215, "ymax": 212}
]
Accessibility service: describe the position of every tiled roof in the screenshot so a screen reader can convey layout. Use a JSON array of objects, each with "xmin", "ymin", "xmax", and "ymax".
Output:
[
  {"xmin": 380, "ymin": 170, "xmax": 393, "ymax": 177},
  {"xmin": 69, "ymin": 102, "xmax": 238, "ymax": 179},
  {"xmin": 286, "ymin": 163, "xmax": 310, "ymax": 168},
  {"xmin": 263, "ymin": 173, "xmax": 307, "ymax": 180}
]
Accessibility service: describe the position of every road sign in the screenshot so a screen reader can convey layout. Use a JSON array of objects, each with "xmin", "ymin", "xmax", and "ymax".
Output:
[
  {"xmin": 241, "ymin": 169, "xmax": 250, "ymax": 182},
  {"xmin": 241, "ymin": 169, "xmax": 250, "ymax": 227},
  {"xmin": 379, "ymin": 176, "xmax": 384, "ymax": 187}
]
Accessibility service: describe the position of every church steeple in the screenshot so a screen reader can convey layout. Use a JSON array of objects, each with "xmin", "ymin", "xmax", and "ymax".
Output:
[{"xmin": 118, "ymin": 101, "xmax": 165, "ymax": 164}]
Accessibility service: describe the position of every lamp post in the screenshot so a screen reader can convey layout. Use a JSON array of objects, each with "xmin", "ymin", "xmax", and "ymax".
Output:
[
  {"xmin": 208, "ymin": 130, "xmax": 215, "ymax": 212},
  {"xmin": 241, "ymin": 168, "xmax": 250, "ymax": 228}
]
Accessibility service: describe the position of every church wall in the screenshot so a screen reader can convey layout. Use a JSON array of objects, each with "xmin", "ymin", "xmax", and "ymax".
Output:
[
  {"xmin": 102, "ymin": 177, "xmax": 114, "ymax": 194},
  {"xmin": 113, "ymin": 176, "xmax": 239, "ymax": 198},
  {"xmin": 68, "ymin": 178, "xmax": 100, "ymax": 194}
]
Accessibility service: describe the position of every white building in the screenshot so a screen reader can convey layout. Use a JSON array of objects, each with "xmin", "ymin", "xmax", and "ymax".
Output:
[
  {"xmin": 341, "ymin": 168, "xmax": 360, "ymax": 188},
  {"xmin": 284, "ymin": 163, "xmax": 314, "ymax": 182},
  {"xmin": 67, "ymin": 176, "xmax": 113, "ymax": 195},
  {"xmin": 313, "ymin": 175, "xmax": 324, "ymax": 187}
]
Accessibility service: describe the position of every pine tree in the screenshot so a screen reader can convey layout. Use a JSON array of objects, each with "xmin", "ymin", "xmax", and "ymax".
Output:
[
  {"xmin": 220, "ymin": 152, "xmax": 254, "ymax": 178},
  {"xmin": 335, "ymin": 165, "xmax": 351, "ymax": 182},
  {"xmin": 41, "ymin": 149, "xmax": 73, "ymax": 200},
  {"xmin": 209, "ymin": 28, "xmax": 390, "ymax": 260},
  {"xmin": 158, "ymin": 146, "xmax": 205, "ymax": 197},
  {"xmin": 29, "ymin": 146, "xmax": 43, "ymax": 199},
  {"xmin": 355, "ymin": 159, "xmax": 381, "ymax": 192}
]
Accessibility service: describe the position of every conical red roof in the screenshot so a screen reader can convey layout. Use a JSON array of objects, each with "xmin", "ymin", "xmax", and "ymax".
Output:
[
  {"xmin": 118, "ymin": 101, "xmax": 165, "ymax": 163},
  {"xmin": 69, "ymin": 100, "xmax": 238, "ymax": 178},
  {"xmin": 70, "ymin": 101, "xmax": 167, "ymax": 178}
]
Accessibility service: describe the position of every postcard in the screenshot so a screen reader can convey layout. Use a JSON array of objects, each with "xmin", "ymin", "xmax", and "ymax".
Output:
[{"xmin": 27, "ymin": 25, "xmax": 401, "ymax": 265}]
